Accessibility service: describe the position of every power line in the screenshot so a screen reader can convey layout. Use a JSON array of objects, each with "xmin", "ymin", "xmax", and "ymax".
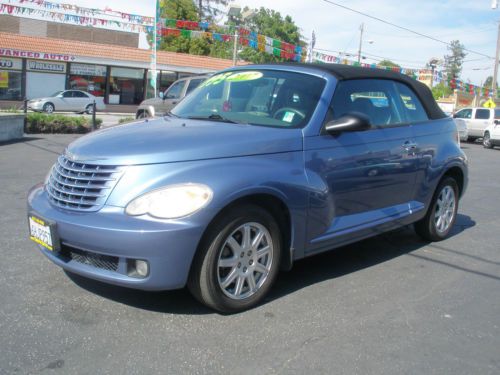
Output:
[{"xmin": 319, "ymin": 0, "xmax": 494, "ymax": 59}]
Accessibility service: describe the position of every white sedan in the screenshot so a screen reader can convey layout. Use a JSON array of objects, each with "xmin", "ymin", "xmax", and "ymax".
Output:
[{"xmin": 28, "ymin": 90, "xmax": 105, "ymax": 114}]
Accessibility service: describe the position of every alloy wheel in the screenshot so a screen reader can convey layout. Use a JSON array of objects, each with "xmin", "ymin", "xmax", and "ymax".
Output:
[
  {"xmin": 434, "ymin": 185, "xmax": 456, "ymax": 234},
  {"xmin": 217, "ymin": 222, "xmax": 273, "ymax": 300}
]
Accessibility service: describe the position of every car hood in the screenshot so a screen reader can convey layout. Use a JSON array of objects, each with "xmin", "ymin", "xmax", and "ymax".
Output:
[
  {"xmin": 65, "ymin": 116, "xmax": 303, "ymax": 165},
  {"xmin": 29, "ymin": 97, "xmax": 52, "ymax": 102}
]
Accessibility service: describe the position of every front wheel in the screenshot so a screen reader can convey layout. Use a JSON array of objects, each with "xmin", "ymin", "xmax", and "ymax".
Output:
[
  {"xmin": 483, "ymin": 132, "xmax": 494, "ymax": 149},
  {"xmin": 188, "ymin": 205, "xmax": 282, "ymax": 313},
  {"xmin": 415, "ymin": 177, "xmax": 459, "ymax": 241},
  {"xmin": 43, "ymin": 103, "xmax": 54, "ymax": 114}
]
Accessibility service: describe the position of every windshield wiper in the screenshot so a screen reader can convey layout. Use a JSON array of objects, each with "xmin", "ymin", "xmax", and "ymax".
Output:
[{"xmin": 187, "ymin": 114, "xmax": 240, "ymax": 124}]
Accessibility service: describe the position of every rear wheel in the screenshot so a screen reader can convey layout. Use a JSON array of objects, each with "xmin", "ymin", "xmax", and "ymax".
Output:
[
  {"xmin": 415, "ymin": 177, "xmax": 459, "ymax": 241},
  {"xmin": 483, "ymin": 132, "xmax": 494, "ymax": 149},
  {"xmin": 85, "ymin": 104, "xmax": 94, "ymax": 115},
  {"xmin": 43, "ymin": 103, "xmax": 54, "ymax": 114},
  {"xmin": 188, "ymin": 205, "xmax": 281, "ymax": 313}
]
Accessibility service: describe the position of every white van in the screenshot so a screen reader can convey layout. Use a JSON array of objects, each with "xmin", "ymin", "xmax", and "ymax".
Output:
[{"xmin": 453, "ymin": 107, "xmax": 500, "ymax": 141}]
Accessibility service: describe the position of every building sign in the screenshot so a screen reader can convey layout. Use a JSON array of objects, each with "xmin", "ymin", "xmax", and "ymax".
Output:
[
  {"xmin": 0, "ymin": 58, "xmax": 22, "ymax": 70},
  {"xmin": 27, "ymin": 60, "xmax": 67, "ymax": 73},
  {"xmin": 70, "ymin": 63, "xmax": 107, "ymax": 77},
  {"xmin": 0, "ymin": 72, "xmax": 8, "ymax": 88},
  {"xmin": 0, "ymin": 49, "xmax": 75, "ymax": 62}
]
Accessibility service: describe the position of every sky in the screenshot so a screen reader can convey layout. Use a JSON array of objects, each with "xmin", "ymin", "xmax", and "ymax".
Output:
[{"xmin": 23, "ymin": 0, "xmax": 500, "ymax": 85}]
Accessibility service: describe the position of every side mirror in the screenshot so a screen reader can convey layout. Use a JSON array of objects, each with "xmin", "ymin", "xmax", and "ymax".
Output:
[
  {"xmin": 452, "ymin": 114, "xmax": 457, "ymax": 118},
  {"xmin": 495, "ymin": 119, "xmax": 500, "ymax": 125},
  {"xmin": 325, "ymin": 113, "xmax": 371, "ymax": 135},
  {"xmin": 159, "ymin": 92, "xmax": 164, "ymax": 100}
]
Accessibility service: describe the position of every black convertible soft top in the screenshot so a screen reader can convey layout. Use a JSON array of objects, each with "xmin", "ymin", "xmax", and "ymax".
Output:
[{"xmin": 276, "ymin": 63, "xmax": 446, "ymax": 120}]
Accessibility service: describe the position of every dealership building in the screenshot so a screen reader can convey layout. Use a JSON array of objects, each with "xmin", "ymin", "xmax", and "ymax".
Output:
[{"xmin": 0, "ymin": 13, "xmax": 236, "ymax": 108}]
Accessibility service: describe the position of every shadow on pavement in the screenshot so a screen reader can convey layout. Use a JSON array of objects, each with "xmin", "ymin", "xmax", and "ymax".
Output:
[
  {"xmin": 66, "ymin": 214, "xmax": 478, "ymax": 314},
  {"xmin": 0, "ymin": 136, "xmax": 42, "ymax": 146}
]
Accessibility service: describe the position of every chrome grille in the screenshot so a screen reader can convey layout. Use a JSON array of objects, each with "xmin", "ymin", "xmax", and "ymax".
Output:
[{"xmin": 46, "ymin": 155, "xmax": 124, "ymax": 211}]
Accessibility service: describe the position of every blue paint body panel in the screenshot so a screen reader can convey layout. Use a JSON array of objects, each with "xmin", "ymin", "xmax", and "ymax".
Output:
[{"xmin": 27, "ymin": 64, "xmax": 468, "ymax": 291}]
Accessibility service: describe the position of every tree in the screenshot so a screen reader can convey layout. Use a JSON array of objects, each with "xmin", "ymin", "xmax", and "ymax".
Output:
[
  {"xmin": 197, "ymin": 0, "xmax": 229, "ymax": 20},
  {"xmin": 483, "ymin": 76, "xmax": 498, "ymax": 89},
  {"xmin": 161, "ymin": 0, "xmax": 199, "ymax": 20},
  {"xmin": 431, "ymin": 82, "xmax": 452, "ymax": 100},
  {"xmin": 444, "ymin": 40, "xmax": 467, "ymax": 79},
  {"xmin": 237, "ymin": 8, "xmax": 305, "ymax": 64},
  {"xmin": 378, "ymin": 60, "xmax": 400, "ymax": 68}
]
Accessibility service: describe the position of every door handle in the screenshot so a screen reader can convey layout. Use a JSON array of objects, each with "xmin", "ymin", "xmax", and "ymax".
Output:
[{"xmin": 402, "ymin": 141, "xmax": 417, "ymax": 150}]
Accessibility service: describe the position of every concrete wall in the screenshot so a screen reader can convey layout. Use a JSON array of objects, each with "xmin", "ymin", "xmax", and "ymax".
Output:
[{"xmin": 0, "ymin": 114, "xmax": 24, "ymax": 142}]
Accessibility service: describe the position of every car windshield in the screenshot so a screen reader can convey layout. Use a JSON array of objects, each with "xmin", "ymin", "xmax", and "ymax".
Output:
[
  {"xmin": 171, "ymin": 69, "xmax": 326, "ymax": 128},
  {"xmin": 51, "ymin": 91, "xmax": 63, "ymax": 97}
]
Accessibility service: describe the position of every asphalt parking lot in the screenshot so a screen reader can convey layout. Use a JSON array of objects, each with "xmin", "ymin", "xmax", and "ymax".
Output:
[{"xmin": 0, "ymin": 135, "xmax": 499, "ymax": 375}]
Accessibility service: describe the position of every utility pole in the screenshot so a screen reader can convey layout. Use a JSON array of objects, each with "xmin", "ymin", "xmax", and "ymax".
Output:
[
  {"xmin": 357, "ymin": 23, "xmax": 364, "ymax": 64},
  {"xmin": 232, "ymin": 28, "xmax": 239, "ymax": 66},
  {"xmin": 492, "ymin": 0, "xmax": 500, "ymax": 98},
  {"xmin": 493, "ymin": 21, "xmax": 500, "ymax": 97}
]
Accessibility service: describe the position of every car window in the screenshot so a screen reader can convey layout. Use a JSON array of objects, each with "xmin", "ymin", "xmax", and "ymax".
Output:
[
  {"xmin": 328, "ymin": 79, "xmax": 404, "ymax": 127},
  {"xmin": 165, "ymin": 80, "xmax": 185, "ymax": 99},
  {"xmin": 186, "ymin": 79, "xmax": 204, "ymax": 95},
  {"xmin": 62, "ymin": 91, "xmax": 74, "ymax": 98},
  {"xmin": 172, "ymin": 70, "xmax": 326, "ymax": 128},
  {"xmin": 475, "ymin": 109, "xmax": 491, "ymax": 120},
  {"xmin": 73, "ymin": 91, "xmax": 89, "ymax": 98},
  {"xmin": 454, "ymin": 109, "xmax": 472, "ymax": 119},
  {"xmin": 395, "ymin": 82, "xmax": 429, "ymax": 123},
  {"xmin": 495, "ymin": 109, "xmax": 500, "ymax": 119}
]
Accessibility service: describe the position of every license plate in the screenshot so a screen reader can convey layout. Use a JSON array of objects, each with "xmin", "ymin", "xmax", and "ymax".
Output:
[{"xmin": 28, "ymin": 213, "xmax": 59, "ymax": 252}]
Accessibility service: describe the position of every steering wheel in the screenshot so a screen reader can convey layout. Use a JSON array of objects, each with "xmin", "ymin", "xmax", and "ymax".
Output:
[{"xmin": 273, "ymin": 107, "xmax": 306, "ymax": 122}]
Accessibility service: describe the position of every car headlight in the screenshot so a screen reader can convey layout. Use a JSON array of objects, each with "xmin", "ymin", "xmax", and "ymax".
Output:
[{"xmin": 125, "ymin": 183, "xmax": 213, "ymax": 219}]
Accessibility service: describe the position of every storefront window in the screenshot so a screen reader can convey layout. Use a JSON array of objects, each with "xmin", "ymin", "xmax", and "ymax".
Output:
[
  {"xmin": 109, "ymin": 67, "xmax": 145, "ymax": 104},
  {"xmin": 0, "ymin": 57, "xmax": 22, "ymax": 100},
  {"xmin": 69, "ymin": 63, "xmax": 107, "ymax": 97}
]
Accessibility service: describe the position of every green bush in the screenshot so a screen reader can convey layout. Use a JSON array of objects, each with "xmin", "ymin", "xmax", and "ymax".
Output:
[
  {"xmin": 25, "ymin": 113, "xmax": 103, "ymax": 134},
  {"xmin": 118, "ymin": 116, "xmax": 136, "ymax": 124}
]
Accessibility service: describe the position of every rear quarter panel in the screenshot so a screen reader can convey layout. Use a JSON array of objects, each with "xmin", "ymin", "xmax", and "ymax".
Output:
[{"xmin": 411, "ymin": 117, "xmax": 468, "ymax": 210}]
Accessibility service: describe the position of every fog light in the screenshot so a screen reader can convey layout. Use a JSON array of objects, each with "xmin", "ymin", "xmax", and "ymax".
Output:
[
  {"xmin": 136, "ymin": 260, "xmax": 149, "ymax": 277},
  {"xmin": 127, "ymin": 259, "xmax": 149, "ymax": 278}
]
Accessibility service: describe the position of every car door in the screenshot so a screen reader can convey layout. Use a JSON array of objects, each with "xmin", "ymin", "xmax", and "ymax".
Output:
[
  {"xmin": 491, "ymin": 109, "xmax": 500, "ymax": 141},
  {"xmin": 56, "ymin": 91, "xmax": 76, "ymax": 111},
  {"xmin": 72, "ymin": 91, "xmax": 91, "ymax": 112},
  {"xmin": 469, "ymin": 108, "xmax": 491, "ymax": 137},
  {"xmin": 304, "ymin": 79, "xmax": 417, "ymax": 253},
  {"xmin": 159, "ymin": 79, "xmax": 187, "ymax": 114}
]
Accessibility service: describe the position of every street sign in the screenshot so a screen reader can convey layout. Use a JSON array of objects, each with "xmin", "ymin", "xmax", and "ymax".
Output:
[{"xmin": 484, "ymin": 98, "xmax": 496, "ymax": 108}]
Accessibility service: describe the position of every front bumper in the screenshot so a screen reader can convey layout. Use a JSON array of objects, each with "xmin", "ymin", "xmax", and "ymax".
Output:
[
  {"xmin": 28, "ymin": 102, "xmax": 44, "ymax": 111},
  {"xmin": 28, "ymin": 184, "xmax": 207, "ymax": 291}
]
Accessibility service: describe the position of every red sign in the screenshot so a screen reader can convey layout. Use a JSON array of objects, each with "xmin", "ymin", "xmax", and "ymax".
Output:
[{"xmin": 0, "ymin": 49, "xmax": 75, "ymax": 62}]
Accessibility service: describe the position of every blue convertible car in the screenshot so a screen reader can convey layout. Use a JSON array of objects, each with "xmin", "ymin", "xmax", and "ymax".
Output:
[{"xmin": 28, "ymin": 64, "xmax": 468, "ymax": 312}]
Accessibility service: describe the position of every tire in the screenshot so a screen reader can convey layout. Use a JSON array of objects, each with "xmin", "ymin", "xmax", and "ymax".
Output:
[
  {"xmin": 188, "ymin": 205, "xmax": 282, "ymax": 313},
  {"xmin": 43, "ymin": 103, "xmax": 54, "ymax": 114},
  {"xmin": 414, "ymin": 177, "xmax": 459, "ymax": 242},
  {"xmin": 137, "ymin": 111, "xmax": 149, "ymax": 119},
  {"xmin": 85, "ymin": 104, "xmax": 94, "ymax": 115},
  {"xmin": 483, "ymin": 132, "xmax": 494, "ymax": 149}
]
